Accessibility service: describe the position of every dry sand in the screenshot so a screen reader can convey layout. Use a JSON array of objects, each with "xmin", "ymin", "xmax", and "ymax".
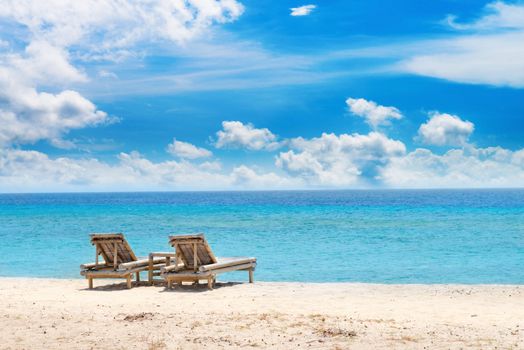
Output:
[{"xmin": 0, "ymin": 277, "xmax": 522, "ymax": 349}]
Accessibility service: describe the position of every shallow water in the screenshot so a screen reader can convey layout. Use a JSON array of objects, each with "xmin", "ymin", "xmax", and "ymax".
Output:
[{"xmin": 0, "ymin": 190, "xmax": 523, "ymax": 283}]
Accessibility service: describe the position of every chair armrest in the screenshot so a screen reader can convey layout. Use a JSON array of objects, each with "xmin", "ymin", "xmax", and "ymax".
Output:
[
  {"xmin": 80, "ymin": 262, "xmax": 107, "ymax": 270},
  {"xmin": 161, "ymin": 264, "xmax": 177, "ymax": 274},
  {"xmin": 149, "ymin": 252, "xmax": 177, "ymax": 258},
  {"xmin": 199, "ymin": 257, "xmax": 257, "ymax": 272},
  {"xmin": 119, "ymin": 257, "xmax": 166, "ymax": 270},
  {"xmin": 160, "ymin": 262, "xmax": 186, "ymax": 274}
]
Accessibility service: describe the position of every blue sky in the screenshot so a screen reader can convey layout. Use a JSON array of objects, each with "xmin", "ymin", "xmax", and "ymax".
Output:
[{"xmin": 0, "ymin": 0, "xmax": 523, "ymax": 191}]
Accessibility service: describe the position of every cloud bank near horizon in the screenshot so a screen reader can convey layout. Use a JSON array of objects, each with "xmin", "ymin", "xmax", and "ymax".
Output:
[{"xmin": 2, "ymin": 97, "xmax": 524, "ymax": 192}]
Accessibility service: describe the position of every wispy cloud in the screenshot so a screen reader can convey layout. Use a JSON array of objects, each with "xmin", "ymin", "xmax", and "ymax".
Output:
[
  {"xmin": 0, "ymin": 0, "xmax": 244, "ymax": 50},
  {"xmin": 290, "ymin": 4, "xmax": 316, "ymax": 17},
  {"xmin": 445, "ymin": 1, "xmax": 524, "ymax": 31},
  {"xmin": 397, "ymin": 32, "xmax": 524, "ymax": 87},
  {"xmin": 398, "ymin": 1, "xmax": 524, "ymax": 87}
]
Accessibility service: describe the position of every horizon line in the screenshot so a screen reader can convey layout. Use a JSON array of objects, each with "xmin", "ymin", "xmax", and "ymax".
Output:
[{"xmin": 1, "ymin": 187, "xmax": 524, "ymax": 195}]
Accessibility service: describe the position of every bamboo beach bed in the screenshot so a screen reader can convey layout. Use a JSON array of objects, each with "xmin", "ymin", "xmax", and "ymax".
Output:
[
  {"xmin": 160, "ymin": 234, "xmax": 257, "ymax": 289},
  {"xmin": 80, "ymin": 233, "xmax": 167, "ymax": 289}
]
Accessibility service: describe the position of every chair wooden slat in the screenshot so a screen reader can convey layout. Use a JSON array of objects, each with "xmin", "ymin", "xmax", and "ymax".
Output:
[{"xmin": 90, "ymin": 233, "xmax": 137, "ymax": 266}]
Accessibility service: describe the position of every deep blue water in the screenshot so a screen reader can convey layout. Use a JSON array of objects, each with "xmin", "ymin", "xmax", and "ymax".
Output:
[{"xmin": 0, "ymin": 190, "xmax": 523, "ymax": 283}]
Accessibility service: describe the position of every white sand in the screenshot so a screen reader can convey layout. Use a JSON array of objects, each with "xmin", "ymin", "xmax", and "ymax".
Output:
[{"xmin": 0, "ymin": 278, "xmax": 522, "ymax": 349}]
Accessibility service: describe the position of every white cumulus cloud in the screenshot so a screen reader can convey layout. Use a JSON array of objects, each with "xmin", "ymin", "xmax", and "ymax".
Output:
[
  {"xmin": 215, "ymin": 121, "xmax": 281, "ymax": 151},
  {"xmin": 346, "ymin": 97, "xmax": 402, "ymax": 129},
  {"xmin": 0, "ymin": 76, "xmax": 110, "ymax": 146},
  {"xmin": 417, "ymin": 112, "xmax": 474, "ymax": 147},
  {"xmin": 167, "ymin": 139, "xmax": 212, "ymax": 159},
  {"xmin": 276, "ymin": 132, "xmax": 406, "ymax": 186},
  {"xmin": 290, "ymin": 4, "xmax": 316, "ymax": 16}
]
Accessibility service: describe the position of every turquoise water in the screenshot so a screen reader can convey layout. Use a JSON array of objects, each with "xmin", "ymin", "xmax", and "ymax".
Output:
[{"xmin": 0, "ymin": 190, "xmax": 523, "ymax": 283}]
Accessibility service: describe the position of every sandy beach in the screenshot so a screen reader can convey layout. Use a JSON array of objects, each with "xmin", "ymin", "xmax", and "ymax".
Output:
[{"xmin": 0, "ymin": 278, "xmax": 522, "ymax": 349}]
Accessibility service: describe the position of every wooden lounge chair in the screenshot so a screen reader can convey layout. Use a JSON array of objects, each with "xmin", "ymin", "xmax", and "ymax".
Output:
[
  {"xmin": 80, "ymin": 233, "xmax": 167, "ymax": 289},
  {"xmin": 161, "ymin": 233, "xmax": 257, "ymax": 289}
]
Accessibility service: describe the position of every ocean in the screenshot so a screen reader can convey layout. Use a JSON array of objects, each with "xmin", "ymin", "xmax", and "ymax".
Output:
[{"xmin": 0, "ymin": 190, "xmax": 523, "ymax": 283}]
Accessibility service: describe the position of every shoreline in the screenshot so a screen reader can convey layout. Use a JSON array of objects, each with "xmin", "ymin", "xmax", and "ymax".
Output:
[
  {"xmin": 2, "ymin": 276, "xmax": 523, "ymax": 285},
  {"xmin": 4, "ymin": 272, "xmax": 524, "ymax": 290},
  {"xmin": 1, "ymin": 278, "xmax": 522, "ymax": 349}
]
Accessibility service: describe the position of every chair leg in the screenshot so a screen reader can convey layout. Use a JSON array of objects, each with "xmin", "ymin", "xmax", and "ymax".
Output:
[
  {"xmin": 126, "ymin": 275, "xmax": 132, "ymax": 289},
  {"xmin": 136, "ymin": 272, "xmax": 140, "ymax": 282},
  {"xmin": 249, "ymin": 268, "xmax": 254, "ymax": 283},
  {"xmin": 207, "ymin": 277, "xmax": 213, "ymax": 290},
  {"xmin": 167, "ymin": 279, "xmax": 173, "ymax": 289},
  {"xmin": 148, "ymin": 255, "xmax": 153, "ymax": 285},
  {"xmin": 88, "ymin": 278, "xmax": 93, "ymax": 289}
]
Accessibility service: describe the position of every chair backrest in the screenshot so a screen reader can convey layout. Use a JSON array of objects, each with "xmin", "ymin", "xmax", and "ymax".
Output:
[
  {"xmin": 168, "ymin": 233, "xmax": 217, "ymax": 271},
  {"xmin": 90, "ymin": 233, "xmax": 137, "ymax": 267}
]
